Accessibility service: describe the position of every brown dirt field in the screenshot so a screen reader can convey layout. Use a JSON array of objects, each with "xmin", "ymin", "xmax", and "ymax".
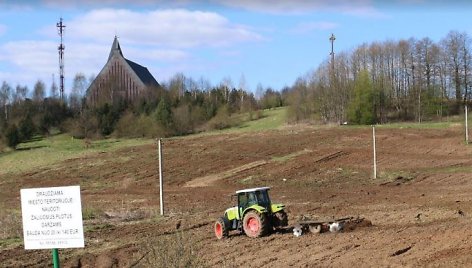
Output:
[{"xmin": 2, "ymin": 125, "xmax": 472, "ymax": 267}]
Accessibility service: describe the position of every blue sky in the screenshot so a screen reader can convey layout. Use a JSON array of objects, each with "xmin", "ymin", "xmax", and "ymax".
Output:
[{"xmin": 0, "ymin": 0, "xmax": 471, "ymax": 95}]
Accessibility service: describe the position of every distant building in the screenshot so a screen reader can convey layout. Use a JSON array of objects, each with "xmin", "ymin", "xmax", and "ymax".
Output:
[{"xmin": 86, "ymin": 36, "xmax": 159, "ymax": 105}]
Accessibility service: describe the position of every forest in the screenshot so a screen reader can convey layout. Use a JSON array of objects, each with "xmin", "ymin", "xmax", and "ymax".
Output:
[
  {"xmin": 288, "ymin": 30, "xmax": 471, "ymax": 124},
  {"xmin": 0, "ymin": 72, "xmax": 284, "ymax": 150},
  {"xmin": 0, "ymin": 30, "xmax": 470, "ymax": 149}
]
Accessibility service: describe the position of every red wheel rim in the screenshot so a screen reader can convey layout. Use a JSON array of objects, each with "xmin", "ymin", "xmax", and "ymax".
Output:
[
  {"xmin": 215, "ymin": 222, "xmax": 222, "ymax": 238},
  {"xmin": 247, "ymin": 217, "xmax": 260, "ymax": 233}
]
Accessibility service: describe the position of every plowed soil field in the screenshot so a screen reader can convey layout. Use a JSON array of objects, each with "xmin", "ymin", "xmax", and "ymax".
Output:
[{"xmin": 3, "ymin": 124, "xmax": 472, "ymax": 267}]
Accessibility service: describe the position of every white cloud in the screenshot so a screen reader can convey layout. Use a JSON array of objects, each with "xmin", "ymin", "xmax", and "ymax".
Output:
[
  {"xmin": 343, "ymin": 6, "xmax": 388, "ymax": 19},
  {"xmin": 215, "ymin": 0, "xmax": 387, "ymax": 18},
  {"xmin": 0, "ymin": 71, "xmax": 36, "ymax": 89},
  {"xmin": 0, "ymin": 40, "xmax": 61, "ymax": 91},
  {"xmin": 292, "ymin": 21, "xmax": 339, "ymax": 34},
  {"xmin": 41, "ymin": 0, "xmax": 193, "ymax": 8},
  {"xmin": 126, "ymin": 48, "xmax": 189, "ymax": 62},
  {"xmin": 0, "ymin": 1, "xmax": 34, "ymax": 11},
  {"xmin": 65, "ymin": 8, "xmax": 263, "ymax": 48},
  {"xmin": 0, "ymin": 41, "xmax": 57, "ymax": 74}
]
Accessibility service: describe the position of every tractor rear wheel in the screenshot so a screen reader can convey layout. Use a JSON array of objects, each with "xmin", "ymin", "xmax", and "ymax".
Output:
[
  {"xmin": 214, "ymin": 217, "xmax": 229, "ymax": 239},
  {"xmin": 243, "ymin": 211, "xmax": 269, "ymax": 238},
  {"xmin": 273, "ymin": 211, "xmax": 288, "ymax": 228}
]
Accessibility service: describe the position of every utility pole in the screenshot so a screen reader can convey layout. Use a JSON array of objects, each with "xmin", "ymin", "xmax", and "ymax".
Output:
[
  {"xmin": 57, "ymin": 18, "xmax": 66, "ymax": 101},
  {"xmin": 158, "ymin": 138, "xmax": 164, "ymax": 216},
  {"xmin": 466, "ymin": 105, "xmax": 469, "ymax": 144},
  {"xmin": 372, "ymin": 125, "xmax": 377, "ymax": 179}
]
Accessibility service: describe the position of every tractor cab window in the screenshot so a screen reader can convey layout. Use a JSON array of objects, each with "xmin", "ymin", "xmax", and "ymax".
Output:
[
  {"xmin": 247, "ymin": 192, "xmax": 257, "ymax": 206},
  {"xmin": 239, "ymin": 192, "xmax": 257, "ymax": 210},
  {"xmin": 256, "ymin": 190, "xmax": 270, "ymax": 207},
  {"xmin": 239, "ymin": 193, "xmax": 248, "ymax": 209},
  {"xmin": 238, "ymin": 190, "xmax": 271, "ymax": 211}
]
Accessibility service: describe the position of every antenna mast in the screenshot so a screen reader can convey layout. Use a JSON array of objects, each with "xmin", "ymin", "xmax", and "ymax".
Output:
[
  {"xmin": 329, "ymin": 33, "xmax": 336, "ymax": 68},
  {"xmin": 57, "ymin": 18, "xmax": 66, "ymax": 100}
]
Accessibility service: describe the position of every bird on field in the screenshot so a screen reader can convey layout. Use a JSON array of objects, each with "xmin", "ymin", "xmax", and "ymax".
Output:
[
  {"xmin": 176, "ymin": 220, "xmax": 182, "ymax": 230},
  {"xmin": 458, "ymin": 209, "xmax": 465, "ymax": 217},
  {"xmin": 415, "ymin": 213, "xmax": 422, "ymax": 220}
]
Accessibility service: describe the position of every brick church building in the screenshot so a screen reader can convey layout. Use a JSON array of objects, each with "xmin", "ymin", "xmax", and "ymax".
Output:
[{"xmin": 86, "ymin": 36, "xmax": 159, "ymax": 105}]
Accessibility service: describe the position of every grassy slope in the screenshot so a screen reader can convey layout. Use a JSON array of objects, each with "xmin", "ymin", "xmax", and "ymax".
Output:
[
  {"xmin": 377, "ymin": 121, "xmax": 461, "ymax": 129},
  {"xmin": 1, "ymin": 106, "xmax": 466, "ymax": 176},
  {"xmin": 0, "ymin": 108, "xmax": 288, "ymax": 176},
  {"xmin": 0, "ymin": 135, "xmax": 152, "ymax": 176},
  {"xmin": 222, "ymin": 107, "xmax": 288, "ymax": 133}
]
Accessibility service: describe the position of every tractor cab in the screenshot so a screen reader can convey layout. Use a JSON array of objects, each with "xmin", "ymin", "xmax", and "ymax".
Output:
[{"xmin": 236, "ymin": 187, "xmax": 271, "ymax": 217}]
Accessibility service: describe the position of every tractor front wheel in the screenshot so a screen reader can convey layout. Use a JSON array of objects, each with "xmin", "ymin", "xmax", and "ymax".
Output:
[
  {"xmin": 243, "ymin": 211, "xmax": 268, "ymax": 238},
  {"xmin": 214, "ymin": 217, "xmax": 229, "ymax": 239}
]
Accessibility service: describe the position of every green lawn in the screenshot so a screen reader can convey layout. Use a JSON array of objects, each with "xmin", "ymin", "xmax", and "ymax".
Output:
[
  {"xmin": 0, "ymin": 134, "xmax": 152, "ymax": 176},
  {"xmin": 376, "ymin": 121, "xmax": 461, "ymax": 129},
  {"xmin": 223, "ymin": 107, "xmax": 287, "ymax": 133},
  {"xmin": 239, "ymin": 107, "xmax": 287, "ymax": 131}
]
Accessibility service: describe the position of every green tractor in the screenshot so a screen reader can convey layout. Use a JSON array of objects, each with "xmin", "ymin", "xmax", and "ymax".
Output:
[{"xmin": 214, "ymin": 187, "xmax": 288, "ymax": 239}]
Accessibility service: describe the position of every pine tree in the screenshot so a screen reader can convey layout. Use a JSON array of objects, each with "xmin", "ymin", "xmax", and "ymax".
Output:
[
  {"xmin": 19, "ymin": 115, "xmax": 36, "ymax": 141},
  {"xmin": 347, "ymin": 70, "xmax": 376, "ymax": 124},
  {"xmin": 154, "ymin": 98, "xmax": 173, "ymax": 128},
  {"xmin": 5, "ymin": 124, "xmax": 20, "ymax": 149}
]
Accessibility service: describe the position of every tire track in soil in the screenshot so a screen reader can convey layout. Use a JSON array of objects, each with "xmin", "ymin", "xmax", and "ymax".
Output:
[
  {"xmin": 184, "ymin": 160, "xmax": 268, "ymax": 187},
  {"xmin": 184, "ymin": 149, "xmax": 349, "ymax": 188}
]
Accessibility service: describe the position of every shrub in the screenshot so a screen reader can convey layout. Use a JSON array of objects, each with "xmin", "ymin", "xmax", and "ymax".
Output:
[
  {"xmin": 95, "ymin": 101, "xmax": 128, "ymax": 136},
  {"xmin": 114, "ymin": 112, "xmax": 166, "ymax": 138},
  {"xmin": 64, "ymin": 113, "xmax": 101, "ymax": 139},
  {"xmin": 5, "ymin": 124, "xmax": 20, "ymax": 149},
  {"xmin": 0, "ymin": 209, "xmax": 22, "ymax": 241},
  {"xmin": 82, "ymin": 207, "xmax": 104, "ymax": 220},
  {"xmin": 0, "ymin": 136, "xmax": 6, "ymax": 152},
  {"xmin": 172, "ymin": 105, "xmax": 194, "ymax": 135},
  {"xmin": 206, "ymin": 105, "xmax": 239, "ymax": 130},
  {"xmin": 141, "ymin": 231, "xmax": 205, "ymax": 268},
  {"xmin": 247, "ymin": 109, "xmax": 263, "ymax": 121}
]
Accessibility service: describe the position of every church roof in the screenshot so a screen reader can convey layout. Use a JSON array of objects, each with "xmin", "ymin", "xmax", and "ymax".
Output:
[
  {"xmin": 108, "ymin": 36, "xmax": 123, "ymax": 61},
  {"xmin": 126, "ymin": 59, "xmax": 159, "ymax": 86},
  {"xmin": 107, "ymin": 36, "xmax": 159, "ymax": 87}
]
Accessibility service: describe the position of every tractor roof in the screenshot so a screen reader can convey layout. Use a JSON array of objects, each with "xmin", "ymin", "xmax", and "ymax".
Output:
[{"xmin": 235, "ymin": 187, "xmax": 270, "ymax": 194}]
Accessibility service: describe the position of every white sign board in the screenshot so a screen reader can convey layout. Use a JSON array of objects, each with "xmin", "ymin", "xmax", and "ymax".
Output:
[{"xmin": 20, "ymin": 185, "xmax": 85, "ymax": 249}]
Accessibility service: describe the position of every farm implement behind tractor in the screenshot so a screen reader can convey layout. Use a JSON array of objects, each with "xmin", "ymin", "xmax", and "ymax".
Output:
[
  {"xmin": 214, "ymin": 187, "xmax": 288, "ymax": 239},
  {"xmin": 292, "ymin": 216, "xmax": 372, "ymax": 237}
]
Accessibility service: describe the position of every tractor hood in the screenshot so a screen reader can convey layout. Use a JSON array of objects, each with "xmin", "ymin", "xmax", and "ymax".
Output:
[
  {"xmin": 271, "ymin": 203, "xmax": 285, "ymax": 213},
  {"xmin": 225, "ymin": 206, "xmax": 239, "ymax": 221}
]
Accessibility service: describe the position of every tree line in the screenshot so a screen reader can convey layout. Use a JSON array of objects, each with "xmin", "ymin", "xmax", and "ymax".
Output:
[
  {"xmin": 0, "ymin": 73, "xmax": 284, "ymax": 150},
  {"xmin": 4, "ymin": 30, "xmax": 467, "ymax": 149},
  {"xmin": 287, "ymin": 30, "xmax": 472, "ymax": 124}
]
